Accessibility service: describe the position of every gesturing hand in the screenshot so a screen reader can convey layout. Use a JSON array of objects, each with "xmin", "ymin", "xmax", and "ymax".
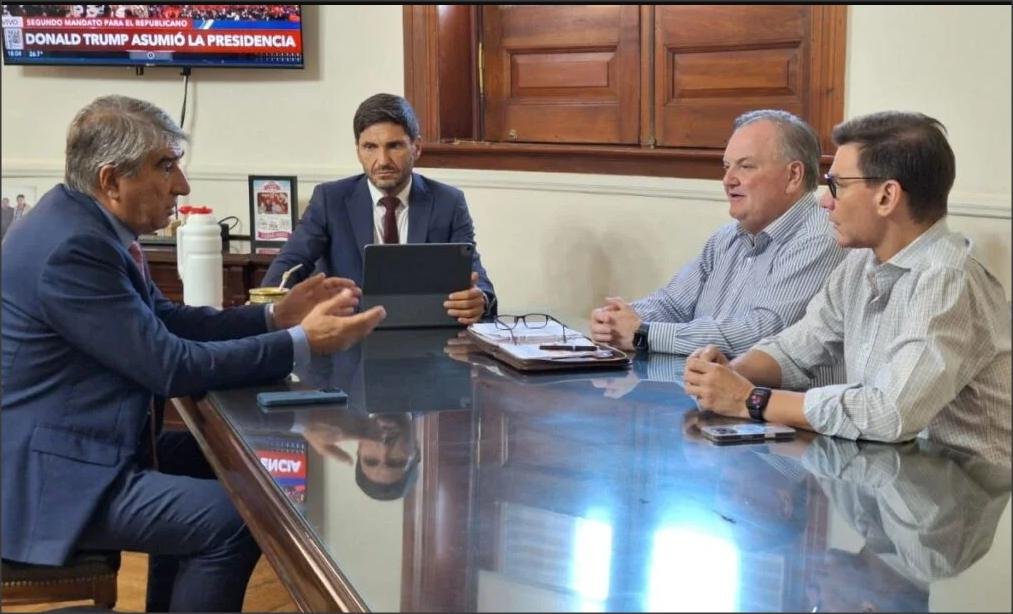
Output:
[
  {"xmin": 273, "ymin": 273, "xmax": 361, "ymax": 329},
  {"xmin": 301, "ymin": 290, "xmax": 386, "ymax": 354}
]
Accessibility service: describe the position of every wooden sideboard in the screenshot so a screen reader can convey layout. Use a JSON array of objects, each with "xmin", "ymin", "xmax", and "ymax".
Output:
[{"xmin": 142, "ymin": 241, "xmax": 276, "ymax": 307}]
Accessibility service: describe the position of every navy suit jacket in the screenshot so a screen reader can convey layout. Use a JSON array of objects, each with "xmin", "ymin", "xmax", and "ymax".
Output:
[
  {"xmin": 1, "ymin": 185, "xmax": 294, "ymax": 565},
  {"xmin": 262, "ymin": 173, "xmax": 496, "ymax": 310}
]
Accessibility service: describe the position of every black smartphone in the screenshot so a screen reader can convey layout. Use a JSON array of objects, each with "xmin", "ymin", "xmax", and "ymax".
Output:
[
  {"xmin": 701, "ymin": 423, "xmax": 796, "ymax": 445},
  {"xmin": 256, "ymin": 388, "xmax": 348, "ymax": 409}
]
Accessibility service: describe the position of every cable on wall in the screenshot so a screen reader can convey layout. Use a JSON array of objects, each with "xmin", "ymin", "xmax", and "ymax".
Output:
[{"xmin": 179, "ymin": 66, "xmax": 192, "ymax": 128}]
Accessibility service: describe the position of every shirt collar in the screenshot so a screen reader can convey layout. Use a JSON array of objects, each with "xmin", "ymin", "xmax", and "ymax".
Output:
[
  {"xmin": 733, "ymin": 191, "xmax": 816, "ymax": 249},
  {"xmin": 77, "ymin": 186, "xmax": 135, "ymax": 247},
  {"xmin": 367, "ymin": 175, "xmax": 412, "ymax": 208},
  {"xmin": 863, "ymin": 218, "xmax": 951, "ymax": 300},
  {"xmin": 759, "ymin": 191, "xmax": 818, "ymax": 244},
  {"xmin": 886, "ymin": 217, "xmax": 951, "ymax": 270}
]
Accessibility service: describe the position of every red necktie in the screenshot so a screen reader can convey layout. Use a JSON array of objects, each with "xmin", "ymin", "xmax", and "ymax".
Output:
[
  {"xmin": 379, "ymin": 196, "xmax": 400, "ymax": 244},
  {"xmin": 128, "ymin": 240, "xmax": 148, "ymax": 282}
]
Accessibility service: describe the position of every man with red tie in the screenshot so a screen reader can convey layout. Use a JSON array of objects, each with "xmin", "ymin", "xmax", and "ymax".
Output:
[{"xmin": 262, "ymin": 93, "xmax": 497, "ymax": 324}]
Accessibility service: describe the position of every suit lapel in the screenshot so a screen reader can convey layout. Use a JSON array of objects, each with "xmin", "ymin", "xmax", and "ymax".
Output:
[
  {"xmin": 69, "ymin": 190, "xmax": 155, "ymax": 307},
  {"xmin": 407, "ymin": 174, "xmax": 433, "ymax": 244},
  {"xmin": 139, "ymin": 278, "xmax": 155, "ymax": 308},
  {"xmin": 348, "ymin": 177, "xmax": 375, "ymax": 261}
]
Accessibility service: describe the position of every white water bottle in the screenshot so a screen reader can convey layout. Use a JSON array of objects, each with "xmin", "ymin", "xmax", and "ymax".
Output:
[{"xmin": 176, "ymin": 205, "xmax": 223, "ymax": 308}]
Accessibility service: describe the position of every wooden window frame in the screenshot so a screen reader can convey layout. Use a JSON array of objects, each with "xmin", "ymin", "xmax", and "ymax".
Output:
[{"xmin": 404, "ymin": 5, "xmax": 846, "ymax": 180}]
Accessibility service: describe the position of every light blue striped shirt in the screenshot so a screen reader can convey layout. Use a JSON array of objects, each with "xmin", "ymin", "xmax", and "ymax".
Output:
[{"xmin": 632, "ymin": 192, "xmax": 845, "ymax": 361}]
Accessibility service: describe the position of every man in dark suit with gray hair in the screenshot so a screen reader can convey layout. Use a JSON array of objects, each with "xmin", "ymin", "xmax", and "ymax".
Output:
[{"xmin": 1, "ymin": 94, "xmax": 386, "ymax": 611}]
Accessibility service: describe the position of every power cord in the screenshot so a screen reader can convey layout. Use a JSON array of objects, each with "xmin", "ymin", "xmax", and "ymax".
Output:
[
  {"xmin": 218, "ymin": 215, "xmax": 241, "ymax": 231},
  {"xmin": 179, "ymin": 66, "xmax": 192, "ymax": 127}
]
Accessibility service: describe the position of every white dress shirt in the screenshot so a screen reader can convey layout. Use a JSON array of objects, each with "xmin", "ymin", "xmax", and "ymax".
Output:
[
  {"xmin": 368, "ymin": 178, "xmax": 411, "ymax": 244},
  {"xmin": 365, "ymin": 175, "xmax": 490, "ymax": 312}
]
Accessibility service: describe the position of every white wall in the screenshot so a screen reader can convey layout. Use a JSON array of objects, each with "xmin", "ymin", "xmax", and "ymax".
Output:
[
  {"xmin": 1, "ymin": 5, "xmax": 404, "ymax": 211},
  {"xmin": 3, "ymin": 6, "xmax": 1010, "ymax": 327}
]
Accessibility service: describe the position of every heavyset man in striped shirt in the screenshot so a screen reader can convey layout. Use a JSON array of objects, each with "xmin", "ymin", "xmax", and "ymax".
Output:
[
  {"xmin": 684, "ymin": 111, "xmax": 1011, "ymax": 465},
  {"xmin": 590, "ymin": 110, "xmax": 845, "ymax": 362}
]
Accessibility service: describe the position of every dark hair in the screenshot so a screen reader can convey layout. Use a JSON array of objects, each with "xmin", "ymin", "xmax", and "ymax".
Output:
[
  {"xmin": 354, "ymin": 451, "xmax": 420, "ymax": 501},
  {"xmin": 353, "ymin": 93, "xmax": 420, "ymax": 142},
  {"xmin": 832, "ymin": 111, "xmax": 955, "ymax": 224},
  {"xmin": 734, "ymin": 109, "xmax": 821, "ymax": 192}
]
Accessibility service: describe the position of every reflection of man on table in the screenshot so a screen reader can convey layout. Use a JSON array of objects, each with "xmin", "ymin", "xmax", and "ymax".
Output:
[
  {"xmin": 771, "ymin": 437, "xmax": 1010, "ymax": 612},
  {"xmin": 300, "ymin": 411, "xmax": 419, "ymax": 501},
  {"xmin": 240, "ymin": 404, "xmax": 420, "ymax": 501}
]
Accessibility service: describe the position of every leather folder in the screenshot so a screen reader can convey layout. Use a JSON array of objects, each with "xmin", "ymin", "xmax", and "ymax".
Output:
[{"xmin": 465, "ymin": 327, "xmax": 631, "ymax": 372}]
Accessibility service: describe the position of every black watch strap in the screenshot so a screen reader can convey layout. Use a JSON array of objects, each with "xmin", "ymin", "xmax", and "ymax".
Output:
[
  {"xmin": 746, "ymin": 387, "xmax": 772, "ymax": 422},
  {"xmin": 633, "ymin": 322, "xmax": 650, "ymax": 351}
]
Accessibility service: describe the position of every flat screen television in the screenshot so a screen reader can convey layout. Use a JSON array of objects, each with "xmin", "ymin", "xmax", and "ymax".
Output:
[{"xmin": 1, "ymin": 4, "xmax": 303, "ymax": 68}]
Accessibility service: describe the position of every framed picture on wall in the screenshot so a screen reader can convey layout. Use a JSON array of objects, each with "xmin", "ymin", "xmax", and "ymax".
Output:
[
  {"xmin": 1, "ymin": 184, "xmax": 37, "ymax": 241},
  {"xmin": 248, "ymin": 175, "xmax": 298, "ymax": 247}
]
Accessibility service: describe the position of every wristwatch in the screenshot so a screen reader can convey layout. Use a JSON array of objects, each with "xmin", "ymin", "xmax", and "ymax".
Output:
[
  {"xmin": 746, "ymin": 387, "xmax": 772, "ymax": 422},
  {"xmin": 632, "ymin": 322, "xmax": 650, "ymax": 351}
]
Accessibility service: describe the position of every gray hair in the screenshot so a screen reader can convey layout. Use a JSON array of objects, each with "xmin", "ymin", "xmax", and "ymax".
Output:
[
  {"xmin": 65, "ymin": 95, "xmax": 188, "ymax": 194},
  {"xmin": 733, "ymin": 109, "xmax": 821, "ymax": 192}
]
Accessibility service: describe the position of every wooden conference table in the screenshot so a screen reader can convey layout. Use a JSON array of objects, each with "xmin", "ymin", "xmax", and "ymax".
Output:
[{"xmin": 172, "ymin": 328, "xmax": 1012, "ymax": 612}]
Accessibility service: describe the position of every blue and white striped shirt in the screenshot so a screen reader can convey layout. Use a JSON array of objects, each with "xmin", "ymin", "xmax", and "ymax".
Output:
[{"xmin": 632, "ymin": 192, "xmax": 845, "ymax": 359}]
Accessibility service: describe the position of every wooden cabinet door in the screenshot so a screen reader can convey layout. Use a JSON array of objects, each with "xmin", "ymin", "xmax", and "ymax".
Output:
[
  {"xmin": 482, "ymin": 5, "xmax": 641, "ymax": 145},
  {"xmin": 654, "ymin": 5, "xmax": 808, "ymax": 148}
]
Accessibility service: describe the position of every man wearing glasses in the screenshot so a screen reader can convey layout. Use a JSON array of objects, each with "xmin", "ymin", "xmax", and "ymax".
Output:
[
  {"xmin": 590, "ymin": 110, "xmax": 844, "ymax": 365},
  {"xmin": 684, "ymin": 111, "xmax": 1011, "ymax": 465}
]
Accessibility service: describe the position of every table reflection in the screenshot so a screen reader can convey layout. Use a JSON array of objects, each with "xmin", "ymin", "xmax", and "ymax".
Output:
[
  {"xmin": 300, "ymin": 328, "xmax": 475, "ymax": 414},
  {"xmin": 791, "ymin": 437, "xmax": 1011, "ymax": 612},
  {"xmin": 204, "ymin": 329, "xmax": 1010, "ymax": 612}
]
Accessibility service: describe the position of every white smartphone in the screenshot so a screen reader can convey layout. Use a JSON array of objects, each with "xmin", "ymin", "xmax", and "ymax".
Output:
[{"xmin": 700, "ymin": 423, "xmax": 796, "ymax": 445}]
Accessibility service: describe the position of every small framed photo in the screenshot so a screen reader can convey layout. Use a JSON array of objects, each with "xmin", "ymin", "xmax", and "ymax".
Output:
[
  {"xmin": 1, "ymin": 184, "xmax": 37, "ymax": 241},
  {"xmin": 248, "ymin": 175, "xmax": 298, "ymax": 247}
]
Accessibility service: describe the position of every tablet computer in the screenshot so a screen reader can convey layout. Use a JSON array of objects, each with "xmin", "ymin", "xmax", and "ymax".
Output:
[{"xmin": 361, "ymin": 243, "xmax": 473, "ymax": 329}]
